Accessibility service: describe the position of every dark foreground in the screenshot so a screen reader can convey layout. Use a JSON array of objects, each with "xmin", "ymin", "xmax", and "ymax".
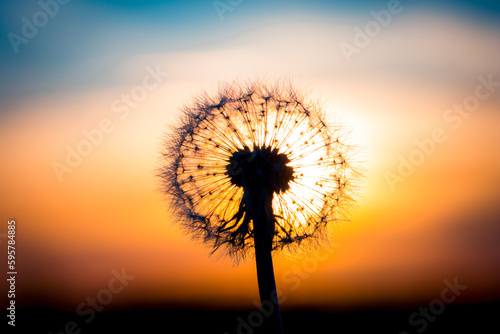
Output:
[{"xmin": 3, "ymin": 301, "xmax": 499, "ymax": 333}]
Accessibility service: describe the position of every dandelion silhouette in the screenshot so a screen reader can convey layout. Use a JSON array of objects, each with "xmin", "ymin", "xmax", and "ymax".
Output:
[{"xmin": 159, "ymin": 80, "xmax": 356, "ymax": 333}]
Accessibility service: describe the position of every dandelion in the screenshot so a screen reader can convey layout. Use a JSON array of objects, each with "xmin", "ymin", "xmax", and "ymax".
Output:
[{"xmin": 159, "ymin": 80, "xmax": 357, "ymax": 333}]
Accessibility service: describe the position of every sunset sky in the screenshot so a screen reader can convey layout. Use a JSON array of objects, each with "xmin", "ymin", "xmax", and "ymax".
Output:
[{"xmin": 1, "ymin": 0, "xmax": 499, "ymax": 317}]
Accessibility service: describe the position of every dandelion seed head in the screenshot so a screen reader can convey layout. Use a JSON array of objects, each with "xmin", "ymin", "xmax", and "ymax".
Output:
[{"xmin": 159, "ymin": 80, "xmax": 359, "ymax": 262}]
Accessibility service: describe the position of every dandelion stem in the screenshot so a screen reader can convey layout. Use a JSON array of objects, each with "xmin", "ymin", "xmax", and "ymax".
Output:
[{"xmin": 250, "ymin": 188, "xmax": 284, "ymax": 334}]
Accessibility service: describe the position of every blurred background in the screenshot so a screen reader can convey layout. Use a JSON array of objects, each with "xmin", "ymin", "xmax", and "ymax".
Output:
[{"xmin": 1, "ymin": 0, "xmax": 499, "ymax": 333}]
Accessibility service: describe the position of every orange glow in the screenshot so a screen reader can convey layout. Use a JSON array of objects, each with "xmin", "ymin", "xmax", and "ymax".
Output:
[
  {"xmin": 2, "ymin": 80, "xmax": 499, "ymax": 310},
  {"xmin": 1, "ymin": 14, "xmax": 500, "ymax": 311}
]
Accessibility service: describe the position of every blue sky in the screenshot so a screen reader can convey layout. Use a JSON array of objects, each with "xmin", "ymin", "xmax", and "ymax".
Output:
[{"xmin": 0, "ymin": 0, "xmax": 499, "ymax": 101}]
